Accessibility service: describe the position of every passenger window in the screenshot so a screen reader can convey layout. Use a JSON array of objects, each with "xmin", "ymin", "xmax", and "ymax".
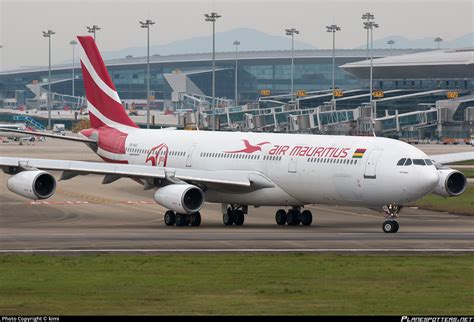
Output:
[
  {"xmin": 397, "ymin": 158, "xmax": 406, "ymax": 166},
  {"xmin": 425, "ymin": 159, "xmax": 433, "ymax": 165},
  {"xmin": 413, "ymin": 159, "xmax": 426, "ymax": 166},
  {"xmin": 404, "ymin": 158, "xmax": 412, "ymax": 166}
]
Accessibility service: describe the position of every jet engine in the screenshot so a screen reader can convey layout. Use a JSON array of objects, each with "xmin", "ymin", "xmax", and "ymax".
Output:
[
  {"xmin": 432, "ymin": 169, "xmax": 467, "ymax": 197},
  {"xmin": 154, "ymin": 184, "xmax": 204, "ymax": 214},
  {"xmin": 7, "ymin": 170, "xmax": 56, "ymax": 200}
]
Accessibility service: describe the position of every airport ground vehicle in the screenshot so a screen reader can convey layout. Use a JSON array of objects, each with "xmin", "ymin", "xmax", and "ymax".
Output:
[{"xmin": 52, "ymin": 124, "xmax": 66, "ymax": 136}]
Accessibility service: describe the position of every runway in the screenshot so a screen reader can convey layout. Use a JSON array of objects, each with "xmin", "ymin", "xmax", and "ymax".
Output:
[{"xmin": 0, "ymin": 139, "xmax": 473, "ymax": 253}]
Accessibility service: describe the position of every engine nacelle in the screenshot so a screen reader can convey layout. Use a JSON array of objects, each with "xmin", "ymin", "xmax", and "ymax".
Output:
[
  {"xmin": 154, "ymin": 184, "xmax": 204, "ymax": 214},
  {"xmin": 7, "ymin": 170, "xmax": 56, "ymax": 200},
  {"xmin": 432, "ymin": 169, "xmax": 467, "ymax": 197}
]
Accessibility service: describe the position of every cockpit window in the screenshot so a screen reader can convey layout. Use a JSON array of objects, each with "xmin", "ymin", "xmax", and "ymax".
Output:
[
  {"xmin": 425, "ymin": 159, "xmax": 433, "ymax": 165},
  {"xmin": 404, "ymin": 158, "xmax": 412, "ymax": 166},
  {"xmin": 413, "ymin": 159, "xmax": 426, "ymax": 166},
  {"xmin": 397, "ymin": 158, "xmax": 406, "ymax": 166}
]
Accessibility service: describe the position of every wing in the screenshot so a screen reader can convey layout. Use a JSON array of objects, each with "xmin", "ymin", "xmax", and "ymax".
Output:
[
  {"xmin": 0, "ymin": 157, "xmax": 274, "ymax": 191},
  {"xmin": 430, "ymin": 152, "xmax": 474, "ymax": 165},
  {"xmin": 0, "ymin": 128, "xmax": 96, "ymax": 144}
]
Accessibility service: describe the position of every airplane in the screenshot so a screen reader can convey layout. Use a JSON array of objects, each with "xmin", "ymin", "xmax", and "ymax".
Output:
[
  {"xmin": 0, "ymin": 123, "xmax": 39, "ymax": 144},
  {"xmin": 1, "ymin": 35, "xmax": 473, "ymax": 233}
]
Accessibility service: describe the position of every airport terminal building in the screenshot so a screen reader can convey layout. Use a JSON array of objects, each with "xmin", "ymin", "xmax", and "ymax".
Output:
[
  {"xmin": 341, "ymin": 48, "xmax": 474, "ymax": 92},
  {"xmin": 0, "ymin": 48, "xmax": 422, "ymax": 106},
  {"xmin": 0, "ymin": 47, "xmax": 472, "ymax": 141}
]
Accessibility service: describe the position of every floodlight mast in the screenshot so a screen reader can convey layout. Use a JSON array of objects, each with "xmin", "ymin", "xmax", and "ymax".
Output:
[
  {"xmin": 364, "ymin": 20, "xmax": 379, "ymax": 118},
  {"xmin": 326, "ymin": 24, "xmax": 341, "ymax": 111},
  {"xmin": 87, "ymin": 25, "xmax": 101, "ymax": 41},
  {"xmin": 361, "ymin": 12, "xmax": 374, "ymax": 60},
  {"xmin": 387, "ymin": 39, "xmax": 395, "ymax": 56},
  {"xmin": 140, "ymin": 19, "xmax": 156, "ymax": 129},
  {"xmin": 69, "ymin": 40, "xmax": 77, "ymax": 97},
  {"xmin": 204, "ymin": 12, "xmax": 221, "ymax": 131},
  {"xmin": 285, "ymin": 28, "xmax": 299, "ymax": 102},
  {"xmin": 43, "ymin": 29, "xmax": 55, "ymax": 130},
  {"xmin": 233, "ymin": 40, "xmax": 240, "ymax": 106}
]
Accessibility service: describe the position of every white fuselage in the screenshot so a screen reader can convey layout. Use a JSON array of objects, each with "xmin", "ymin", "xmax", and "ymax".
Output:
[{"xmin": 95, "ymin": 128, "xmax": 440, "ymax": 209}]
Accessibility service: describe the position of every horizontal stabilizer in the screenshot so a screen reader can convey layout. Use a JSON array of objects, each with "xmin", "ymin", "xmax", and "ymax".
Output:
[{"xmin": 0, "ymin": 128, "xmax": 97, "ymax": 144}]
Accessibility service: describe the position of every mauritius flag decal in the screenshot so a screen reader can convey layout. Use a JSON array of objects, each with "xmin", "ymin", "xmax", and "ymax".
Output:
[{"xmin": 352, "ymin": 148, "xmax": 367, "ymax": 158}]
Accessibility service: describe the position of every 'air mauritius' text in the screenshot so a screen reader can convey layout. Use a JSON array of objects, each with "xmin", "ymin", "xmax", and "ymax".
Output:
[{"xmin": 269, "ymin": 145, "xmax": 351, "ymax": 158}]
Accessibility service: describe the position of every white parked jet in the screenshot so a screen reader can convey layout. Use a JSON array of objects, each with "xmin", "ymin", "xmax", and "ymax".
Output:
[
  {"xmin": 0, "ymin": 123, "xmax": 27, "ymax": 138},
  {"xmin": 1, "ymin": 36, "xmax": 473, "ymax": 233}
]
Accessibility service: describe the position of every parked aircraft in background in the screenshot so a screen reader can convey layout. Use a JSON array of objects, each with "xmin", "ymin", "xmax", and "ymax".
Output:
[{"xmin": 0, "ymin": 123, "xmax": 40, "ymax": 144}]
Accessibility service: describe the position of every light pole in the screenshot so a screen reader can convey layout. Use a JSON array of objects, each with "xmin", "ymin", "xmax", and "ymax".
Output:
[
  {"xmin": 434, "ymin": 37, "xmax": 443, "ymax": 49},
  {"xmin": 387, "ymin": 39, "xmax": 395, "ymax": 56},
  {"xmin": 87, "ymin": 25, "xmax": 101, "ymax": 41},
  {"xmin": 43, "ymin": 29, "xmax": 55, "ymax": 130},
  {"xmin": 140, "ymin": 19, "xmax": 155, "ymax": 129},
  {"xmin": 362, "ymin": 12, "xmax": 374, "ymax": 60},
  {"xmin": 204, "ymin": 12, "xmax": 221, "ymax": 131},
  {"xmin": 285, "ymin": 28, "xmax": 299, "ymax": 102},
  {"xmin": 326, "ymin": 24, "xmax": 341, "ymax": 111},
  {"xmin": 233, "ymin": 40, "xmax": 240, "ymax": 106},
  {"xmin": 364, "ymin": 20, "xmax": 379, "ymax": 117},
  {"xmin": 69, "ymin": 40, "xmax": 77, "ymax": 98}
]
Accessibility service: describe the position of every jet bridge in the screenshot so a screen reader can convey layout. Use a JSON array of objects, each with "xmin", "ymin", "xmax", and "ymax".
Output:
[{"xmin": 373, "ymin": 109, "xmax": 439, "ymax": 133}]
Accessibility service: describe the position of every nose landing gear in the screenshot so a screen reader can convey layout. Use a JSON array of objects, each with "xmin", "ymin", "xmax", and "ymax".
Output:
[{"xmin": 382, "ymin": 204, "xmax": 402, "ymax": 233}]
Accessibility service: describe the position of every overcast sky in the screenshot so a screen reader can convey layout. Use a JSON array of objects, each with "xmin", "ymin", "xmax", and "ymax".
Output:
[{"xmin": 0, "ymin": 0, "xmax": 472, "ymax": 71}]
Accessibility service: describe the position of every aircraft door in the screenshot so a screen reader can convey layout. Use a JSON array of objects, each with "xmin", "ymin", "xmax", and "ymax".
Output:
[
  {"xmin": 288, "ymin": 156, "xmax": 298, "ymax": 173},
  {"xmin": 364, "ymin": 148, "xmax": 383, "ymax": 179},
  {"xmin": 186, "ymin": 144, "xmax": 196, "ymax": 167}
]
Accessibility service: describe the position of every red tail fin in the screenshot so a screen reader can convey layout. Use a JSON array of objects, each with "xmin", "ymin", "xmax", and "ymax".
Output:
[{"xmin": 77, "ymin": 36, "xmax": 138, "ymax": 129}]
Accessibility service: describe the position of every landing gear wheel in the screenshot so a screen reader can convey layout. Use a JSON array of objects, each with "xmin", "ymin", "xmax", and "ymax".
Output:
[
  {"xmin": 164, "ymin": 210, "xmax": 176, "ymax": 226},
  {"xmin": 287, "ymin": 209, "xmax": 300, "ymax": 226},
  {"xmin": 382, "ymin": 203, "xmax": 402, "ymax": 233},
  {"xmin": 223, "ymin": 208, "xmax": 235, "ymax": 226},
  {"xmin": 301, "ymin": 210, "xmax": 313, "ymax": 226},
  {"xmin": 176, "ymin": 213, "xmax": 188, "ymax": 227},
  {"xmin": 234, "ymin": 210, "xmax": 245, "ymax": 226},
  {"xmin": 190, "ymin": 212, "xmax": 201, "ymax": 227},
  {"xmin": 275, "ymin": 209, "xmax": 287, "ymax": 225},
  {"xmin": 392, "ymin": 220, "xmax": 399, "ymax": 233},
  {"xmin": 382, "ymin": 220, "xmax": 399, "ymax": 233}
]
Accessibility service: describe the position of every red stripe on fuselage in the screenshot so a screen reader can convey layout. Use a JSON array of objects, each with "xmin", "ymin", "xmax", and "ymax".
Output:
[
  {"xmin": 99, "ymin": 155, "xmax": 129, "ymax": 164},
  {"xmin": 80, "ymin": 126, "xmax": 128, "ymax": 154}
]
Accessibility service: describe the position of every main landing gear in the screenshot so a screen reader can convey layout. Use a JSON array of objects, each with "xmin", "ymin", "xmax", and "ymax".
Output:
[
  {"xmin": 382, "ymin": 204, "xmax": 402, "ymax": 233},
  {"xmin": 275, "ymin": 207, "xmax": 313, "ymax": 226},
  {"xmin": 223, "ymin": 205, "xmax": 246, "ymax": 226},
  {"xmin": 164, "ymin": 210, "xmax": 201, "ymax": 227}
]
